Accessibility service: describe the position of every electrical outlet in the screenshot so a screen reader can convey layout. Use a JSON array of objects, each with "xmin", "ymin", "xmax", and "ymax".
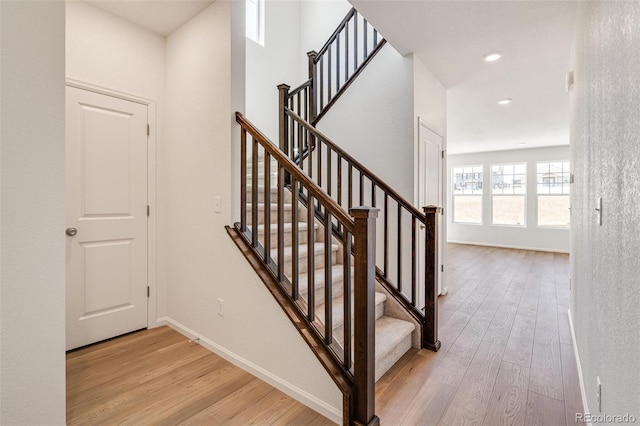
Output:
[
  {"xmin": 217, "ymin": 298, "xmax": 224, "ymax": 317},
  {"xmin": 214, "ymin": 196, "xmax": 222, "ymax": 213},
  {"xmin": 596, "ymin": 376, "xmax": 602, "ymax": 412}
]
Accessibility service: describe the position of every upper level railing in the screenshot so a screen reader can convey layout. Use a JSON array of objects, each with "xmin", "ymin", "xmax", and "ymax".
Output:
[
  {"xmin": 285, "ymin": 8, "xmax": 387, "ymax": 127},
  {"xmin": 235, "ymin": 112, "xmax": 380, "ymax": 425},
  {"xmin": 277, "ymin": 105, "xmax": 442, "ymax": 352}
]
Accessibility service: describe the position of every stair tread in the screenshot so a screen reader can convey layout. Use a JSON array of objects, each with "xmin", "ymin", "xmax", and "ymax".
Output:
[
  {"xmin": 282, "ymin": 242, "xmax": 338, "ymax": 259},
  {"xmin": 247, "ymin": 203, "xmax": 293, "ymax": 210},
  {"xmin": 298, "ymin": 265, "xmax": 353, "ymax": 292},
  {"xmin": 256, "ymin": 222, "xmax": 318, "ymax": 232},
  {"xmin": 316, "ymin": 292, "xmax": 386, "ymax": 329}
]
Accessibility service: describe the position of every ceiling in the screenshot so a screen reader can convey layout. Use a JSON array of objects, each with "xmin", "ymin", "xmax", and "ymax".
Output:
[
  {"xmin": 86, "ymin": 0, "xmax": 214, "ymax": 36},
  {"xmin": 84, "ymin": 0, "xmax": 576, "ymax": 155},
  {"xmin": 351, "ymin": 0, "xmax": 578, "ymax": 154}
]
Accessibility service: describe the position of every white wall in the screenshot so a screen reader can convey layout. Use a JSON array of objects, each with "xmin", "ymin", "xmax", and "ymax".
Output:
[
  {"xmin": 66, "ymin": 1, "xmax": 168, "ymax": 319},
  {"xmin": 570, "ymin": 2, "xmax": 640, "ymax": 417},
  {"xmin": 317, "ymin": 44, "xmax": 415, "ymax": 199},
  {"xmin": 413, "ymin": 56, "xmax": 446, "ymax": 139},
  {"xmin": 163, "ymin": 2, "xmax": 342, "ymax": 422},
  {"xmin": 300, "ymin": 0, "xmax": 352, "ymax": 55},
  {"xmin": 448, "ymin": 146, "xmax": 570, "ymax": 253},
  {"xmin": 0, "ymin": 1, "xmax": 66, "ymax": 423},
  {"xmin": 65, "ymin": 1, "xmax": 166, "ymax": 102},
  {"xmin": 246, "ymin": 0, "xmax": 302, "ymax": 142}
]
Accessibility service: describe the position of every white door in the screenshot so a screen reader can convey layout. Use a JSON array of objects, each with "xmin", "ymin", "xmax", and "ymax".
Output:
[
  {"xmin": 417, "ymin": 121, "xmax": 444, "ymax": 310},
  {"xmin": 65, "ymin": 86, "xmax": 148, "ymax": 350}
]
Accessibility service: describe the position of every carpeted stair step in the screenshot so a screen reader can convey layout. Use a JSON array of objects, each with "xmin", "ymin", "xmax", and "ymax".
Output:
[
  {"xmin": 283, "ymin": 242, "xmax": 339, "ymax": 275},
  {"xmin": 247, "ymin": 184, "xmax": 292, "ymax": 203},
  {"xmin": 373, "ymin": 316, "xmax": 415, "ymax": 382},
  {"xmin": 317, "ymin": 292, "xmax": 386, "ymax": 346},
  {"xmin": 298, "ymin": 265, "xmax": 352, "ymax": 305},
  {"xmin": 256, "ymin": 221, "xmax": 319, "ymax": 250},
  {"xmin": 247, "ymin": 203, "xmax": 297, "ymax": 225}
]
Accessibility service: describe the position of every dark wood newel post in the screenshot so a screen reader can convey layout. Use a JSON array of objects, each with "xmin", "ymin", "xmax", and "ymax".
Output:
[
  {"xmin": 350, "ymin": 206, "xmax": 380, "ymax": 426},
  {"xmin": 423, "ymin": 205, "xmax": 442, "ymax": 352},
  {"xmin": 277, "ymin": 84, "xmax": 290, "ymax": 154}
]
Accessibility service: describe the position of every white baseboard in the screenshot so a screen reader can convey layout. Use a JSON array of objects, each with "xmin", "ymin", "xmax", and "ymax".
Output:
[
  {"xmin": 447, "ymin": 240, "xmax": 570, "ymax": 254},
  {"xmin": 567, "ymin": 309, "xmax": 590, "ymax": 424},
  {"xmin": 154, "ymin": 316, "xmax": 341, "ymax": 424}
]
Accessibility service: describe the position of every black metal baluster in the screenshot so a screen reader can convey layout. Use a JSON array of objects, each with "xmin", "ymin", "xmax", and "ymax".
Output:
[
  {"xmin": 251, "ymin": 137, "xmax": 259, "ymax": 248},
  {"xmin": 240, "ymin": 129, "xmax": 247, "ymax": 232},
  {"xmin": 292, "ymin": 178, "xmax": 299, "ymax": 299},
  {"xmin": 264, "ymin": 152, "xmax": 271, "ymax": 263},
  {"xmin": 343, "ymin": 231, "xmax": 352, "ymax": 370},
  {"xmin": 384, "ymin": 193, "xmax": 389, "ymax": 278},
  {"xmin": 411, "ymin": 215, "xmax": 417, "ymax": 306},
  {"xmin": 324, "ymin": 210, "xmax": 333, "ymax": 344},
  {"xmin": 307, "ymin": 195, "xmax": 315, "ymax": 320},
  {"xmin": 348, "ymin": 164, "xmax": 353, "ymax": 209},
  {"xmin": 397, "ymin": 203, "xmax": 402, "ymax": 292}
]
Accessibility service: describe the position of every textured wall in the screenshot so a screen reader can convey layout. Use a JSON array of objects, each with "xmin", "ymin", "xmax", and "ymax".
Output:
[
  {"xmin": 1, "ymin": 1, "xmax": 66, "ymax": 423},
  {"xmin": 571, "ymin": 1, "xmax": 640, "ymax": 417}
]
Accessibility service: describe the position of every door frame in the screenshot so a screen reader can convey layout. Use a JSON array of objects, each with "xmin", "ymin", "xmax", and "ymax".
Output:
[
  {"xmin": 415, "ymin": 117, "xmax": 448, "ymax": 296},
  {"xmin": 65, "ymin": 78, "xmax": 158, "ymax": 330}
]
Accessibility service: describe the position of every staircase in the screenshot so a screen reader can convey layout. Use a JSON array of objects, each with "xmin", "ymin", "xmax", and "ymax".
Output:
[
  {"xmin": 227, "ymin": 7, "xmax": 442, "ymax": 426},
  {"xmin": 248, "ymin": 153, "xmax": 415, "ymax": 382}
]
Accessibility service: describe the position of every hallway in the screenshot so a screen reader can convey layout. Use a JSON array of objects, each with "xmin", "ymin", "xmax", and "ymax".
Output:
[
  {"xmin": 375, "ymin": 244, "xmax": 583, "ymax": 425},
  {"xmin": 66, "ymin": 244, "xmax": 583, "ymax": 425}
]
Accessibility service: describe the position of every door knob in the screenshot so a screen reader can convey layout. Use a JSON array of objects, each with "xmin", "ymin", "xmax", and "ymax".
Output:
[{"xmin": 66, "ymin": 227, "xmax": 77, "ymax": 236}]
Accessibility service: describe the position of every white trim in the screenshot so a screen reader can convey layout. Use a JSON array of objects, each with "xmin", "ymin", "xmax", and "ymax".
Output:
[
  {"xmin": 65, "ymin": 78, "xmax": 158, "ymax": 332},
  {"xmin": 156, "ymin": 317, "xmax": 341, "ymax": 425},
  {"xmin": 568, "ymin": 309, "xmax": 591, "ymax": 425},
  {"xmin": 446, "ymin": 240, "xmax": 569, "ymax": 254}
]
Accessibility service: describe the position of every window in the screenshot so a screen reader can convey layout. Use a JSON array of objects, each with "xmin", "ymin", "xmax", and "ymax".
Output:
[
  {"xmin": 246, "ymin": 0, "xmax": 264, "ymax": 45},
  {"xmin": 452, "ymin": 165, "xmax": 483, "ymax": 224},
  {"xmin": 492, "ymin": 163, "xmax": 526, "ymax": 226},
  {"xmin": 537, "ymin": 161, "xmax": 570, "ymax": 227}
]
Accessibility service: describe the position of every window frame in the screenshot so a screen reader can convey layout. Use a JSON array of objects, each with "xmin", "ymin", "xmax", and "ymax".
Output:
[
  {"xmin": 536, "ymin": 160, "xmax": 570, "ymax": 229},
  {"xmin": 452, "ymin": 165, "xmax": 483, "ymax": 225},
  {"xmin": 246, "ymin": 0, "xmax": 265, "ymax": 46},
  {"xmin": 491, "ymin": 162, "xmax": 527, "ymax": 227}
]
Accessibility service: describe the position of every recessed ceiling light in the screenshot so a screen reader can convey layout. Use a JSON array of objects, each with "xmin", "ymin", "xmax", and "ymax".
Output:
[
  {"xmin": 483, "ymin": 52, "xmax": 503, "ymax": 62},
  {"xmin": 497, "ymin": 98, "xmax": 512, "ymax": 105}
]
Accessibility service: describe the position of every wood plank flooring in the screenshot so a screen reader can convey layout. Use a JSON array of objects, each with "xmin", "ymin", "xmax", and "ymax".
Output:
[
  {"xmin": 376, "ymin": 244, "xmax": 583, "ymax": 425},
  {"xmin": 66, "ymin": 326, "xmax": 333, "ymax": 425},
  {"xmin": 67, "ymin": 244, "xmax": 583, "ymax": 425}
]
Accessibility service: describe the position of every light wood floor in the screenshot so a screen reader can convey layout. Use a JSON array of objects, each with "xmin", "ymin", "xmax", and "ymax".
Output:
[
  {"xmin": 376, "ymin": 244, "xmax": 583, "ymax": 425},
  {"xmin": 67, "ymin": 244, "xmax": 583, "ymax": 425},
  {"xmin": 66, "ymin": 327, "xmax": 334, "ymax": 425}
]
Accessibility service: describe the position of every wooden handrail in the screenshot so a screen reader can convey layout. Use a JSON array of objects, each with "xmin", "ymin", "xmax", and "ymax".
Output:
[
  {"xmin": 286, "ymin": 7, "xmax": 386, "ymax": 125},
  {"xmin": 285, "ymin": 109, "xmax": 426, "ymax": 222},
  {"xmin": 280, "ymin": 106, "xmax": 441, "ymax": 352},
  {"xmin": 237, "ymin": 112, "xmax": 354, "ymax": 230},
  {"xmin": 235, "ymin": 112, "xmax": 381, "ymax": 425},
  {"xmin": 316, "ymin": 8, "xmax": 357, "ymax": 58}
]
